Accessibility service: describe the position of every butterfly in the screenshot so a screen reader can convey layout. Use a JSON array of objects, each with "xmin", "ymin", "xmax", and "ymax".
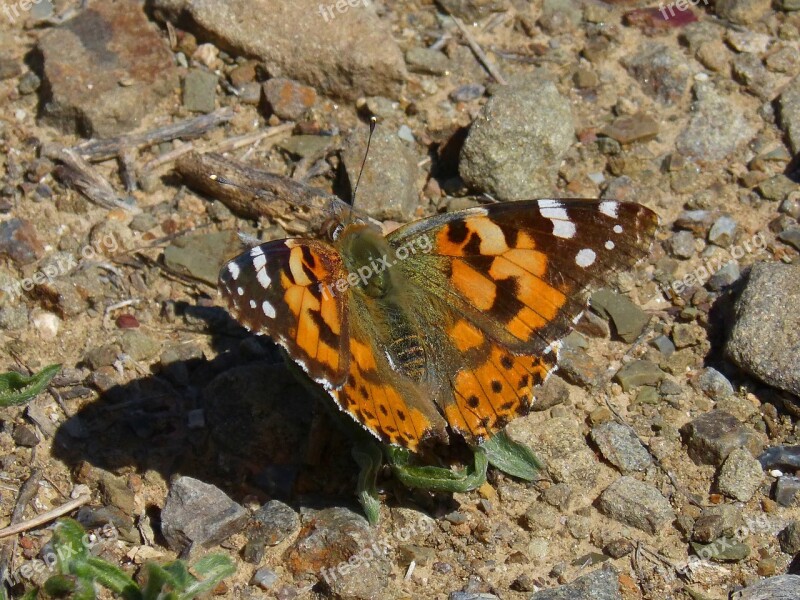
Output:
[{"xmin": 219, "ymin": 198, "xmax": 657, "ymax": 453}]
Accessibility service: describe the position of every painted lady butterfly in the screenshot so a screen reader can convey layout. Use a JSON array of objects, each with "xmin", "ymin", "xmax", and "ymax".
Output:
[{"xmin": 219, "ymin": 197, "xmax": 657, "ymax": 453}]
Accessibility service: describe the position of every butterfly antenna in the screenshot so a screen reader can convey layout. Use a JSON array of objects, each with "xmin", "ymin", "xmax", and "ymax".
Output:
[{"xmin": 347, "ymin": 116, "xmax": 377, "ymax": 225}]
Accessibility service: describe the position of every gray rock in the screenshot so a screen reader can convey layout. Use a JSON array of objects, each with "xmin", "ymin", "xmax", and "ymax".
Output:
[
  {"xmin": 99, "ymin": 473, "xmax": 136, "ymax": 518},
  {"xmin": 251, "ymin": 567, "xmax": 279, "ymax": 590},
  {"xmin": 405, "ymin": 47, "xmax": 450, "ymax": 75},
  {"xmin": 775, "ymin": 476, "xmax": 800, "ymax": 507},
  {"xmin": 508, "ymin": 417, "xmax": 599, "ymax": 486},
  {"xmin": 614, "ymin": 360, "xmax": 665, "ymax": 392},
  {"xmin": 342, "ymin": 128, "xmax": 420, "ymax": 221},
  {"xmin": 725, "ymin": 262, "xmax": 800, "ymax": 397},
  {"xmin": 120, "ymin": 330, "xmax": 160, "ymax": 362},
  {"xmin": 708, "ymin": 260, "xmax": 741, "ymax": 290},
  {"xmin": 600, "ymin": 114, "xmax": 659, "ymax": 145},
  {"xmin": 759, "ymin": 174, "xmax": 799, "ymax": 201},
  {"xmin": 692, "ymin": 367, "xmax": 735, "ymax": 401},
  {"xmin": 716, "ymin": 0, "xmax": 772, "ymax": 25},
  {"xmin": 182, "ymin": 69, "xmax": 218, "ymax": 113},
  {"xmin": 253, "ymin": 500, "xmax": 299, "ymax": 546},
  {"xmin": 164, "ymin": 230, "xmax": 240, "ymax": 286},
  {"xmin": 450, "ymin": 83, "xmax": 485, "ymax": 102},
  {"xmin": 39, "ymin": 2, "xmax": 178, "ymax": 136},
  {"xmin": 161, "ymin": 476, "xmax": 248, "ymax": 552},
  {"xmin": 17, "ymin": 71, "xmax": 40, "ymax": 95},
  {"xmin": 676, "ymin": 82, "xmax": 757, "ymax": 161},
  {"xmin": 557, "ymin": 346, "xmax": 605, "ymax": 388},
  {"xmin": 731, "ymin": 575, "xmax": 800, "ymax": 600},
  {"xmin": 529, "ymin": 565, "xmax": 620, "ymax": 600},
  {"xmin": 153, "ymin": 0, "xmax": 406, "ymax": 101},
  {"xmin": 708, "ymin": 215, "xmax": 738, "ymax": 247},
  {"xmin": 717, "ymin": 447, "xmax": 764, "ymax": 502},
  {"xmin": 675, "ymin": 209, "xmax": 715, "ymax": 235},
  {"xmin": 622, "ymin": 43, "xmax": 691, "ymax": 105},
  {"xmin": 779, "ymin": 226, "xmax": 800, "ymax": 252},
  {"xmin": 538, "ymin": 0, "xmax": 583, "ymax": 34},
  {"xmin": 668, "ymin": 230, "xmax": 696, "ymax": 259},
  {"xmin": 779, "ymin": 75, "xmax": 800, "ymax": 154},
  {"xmin": 681, "ymin": 410, "xmax": 766, "ymax": 466},
  {"xmin": 778, "ymin": 520, "xmax": 800, "ymax": 554},
  {"xmin": 598, "ymin": 477, "xmax": 675, "ymax": 535},
  {"xmin": 459, "ymin": 75, "xmax": 573, "ymax": 200},
  {"xmin": 691, "ymin": 537, "xmax": 751, "ymax": 562},
  {"xmin": 591, "ymin": 421, "xmax": 653, "ymax": 473},
  {"xmin": 590, "ymin": 289, "xmax": 650, "ymax": 343},
  {"xmin": 732, "ymin": 52, "xmax": 778, "ymax": 101}
]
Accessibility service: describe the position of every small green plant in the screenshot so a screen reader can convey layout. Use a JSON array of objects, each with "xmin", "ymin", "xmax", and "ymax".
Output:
[
  {"xmin": 19, "ymin": 519, "xmax": 235, "ymax": 600},
  {"xmin": 0, "ymin": 364, "xmax": 61, "ymax": 407}
]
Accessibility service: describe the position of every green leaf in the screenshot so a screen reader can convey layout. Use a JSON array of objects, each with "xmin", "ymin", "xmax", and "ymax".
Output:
[
  {"xmin": 177, "ymin": 555, "xmax": 235, "ymax": 600},
  {"xmin": 0, "ymin": 364, "xmax": 60, "ymax": 407},
  {"xmin": 161, "ymin": 561, "xmax": 193, "ymax": 590},
  {"xmin": 82, "ymin": 557, "xmax": 140, "ymax": 600},
  {"xmin": 352, "ymin": 441, "xmax": 383, "ymax": 526},
  {"xmin": 141, "ymin": 563, "xmax": 177, "ymax": 600},
  {"xmin": 44, "ymin": 571, "xmax": 95, "ymax": 600},
  {"xmin": 386, "ymin": 445, "xmax": 488, "ymax": 492},
  {"xmin": 18, "ymin": 588, "xmax": 39, "ymax": 600},
  {"xmin": 480, "ymin": 431, "xmax": 542, "ymax": 481},
  {"xmin": 50, "ymin": 519, "xmax": 89, "ymax": 573}
]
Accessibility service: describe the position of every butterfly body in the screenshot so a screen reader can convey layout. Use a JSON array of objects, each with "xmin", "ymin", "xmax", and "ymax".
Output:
[{"xmin": 220, "ymin": 199, "xmax": 658, "ymax": 454}]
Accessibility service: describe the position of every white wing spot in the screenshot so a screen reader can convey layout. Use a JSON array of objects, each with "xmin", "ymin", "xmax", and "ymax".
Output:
[
  {"xmin": 605, "ymin": 240, "xmax": 615, "ymax": 250},
  {"xmin": 540, "ymin": 204, "xmax": 576, "ymax": 239},
  {"xmin": 237, "ymin": 287, "xmax": 244, "ymax": 296},
  {"xmin": 613, "ymin": 225, "xmax": 624, "ymax": 234},
  {"xmin": 250, "ymin": 246, "xmax": 264, "ymax": 258},
  {"xmin": 227, "ymin": 262, "xmax": 240, "ymax": 280},
  {"xmin": 262, "ymin": 300, "xmax": 276, "ymax": 319},
  {"xmin": 257, "ymin": 268, "xmax": 271, "ymax": 289},
  {"xmin": 249, "ymin": 300, "xmax": 257, "ymax": 309},
  {"xmin": 599, "ymin": 201, "xmax": 619, "ymax": 219},
  {"xmin": 576, "ymin": 248, "xmax": 596, "ymax": 267}
]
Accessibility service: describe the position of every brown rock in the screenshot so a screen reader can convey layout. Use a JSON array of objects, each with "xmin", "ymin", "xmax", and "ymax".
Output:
[{"xmin": 38, "ymin": 2, "xmax": 179, "ymax": 136}]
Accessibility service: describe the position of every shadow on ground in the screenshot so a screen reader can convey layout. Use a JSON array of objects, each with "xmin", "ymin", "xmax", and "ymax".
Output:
[{"xmin": 50, "ymin": 300, "xmax": 362, "ymax": 512}]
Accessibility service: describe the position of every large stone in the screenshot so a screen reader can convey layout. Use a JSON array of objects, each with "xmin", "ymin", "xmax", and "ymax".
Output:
[
  {"xmin": 459, "ymin": 74, "xmax": 573, "ymax": 200},
  {"xmin": 682, "ymin": 411, "xmax": 766, "ymax": 466},
  {"xmin": 285, "ymin": 507, "xmax": 391, "ymax": 598},
  {"xmin": 591, "ymin": 421, "xmax": 653, "ymax": 473},
  {"xmin": 341, "ymin": 128, "xmax": 420, "ymax": 222},
  {"xmin": 598, "ymin": 477, "xmax": 675, "ymax": 535},
  {"xmin": 725, "ymin": 263, "xmax": 800, "ymax": 397},
  {"xmin": 676, "ymin": 82, "xmax": 757, "ymax": 161},
  {"xmin": 38, "ymin": 2, "xmax": 179, "ymax": 136},
  {"xmin": 161, "ymin": 476, "xmax": 248, "ymax": 552},
  {"xmin": 152, "ymin": 0, "xmax": 406, "ymax": 101},
  {"xmin": 529, "ymin": 564, "xmax": 621, "ymax": 600},
  {"xmin": 731, "ymin": 575, "xmax": 800, "ymax": 599},
  {"xmin": 717, "ymin": 447, "xmax": 764, "ymax": 502},
  {"xmin": 779, "ymin": 75, "xmax": 800, "ymax": 154}
]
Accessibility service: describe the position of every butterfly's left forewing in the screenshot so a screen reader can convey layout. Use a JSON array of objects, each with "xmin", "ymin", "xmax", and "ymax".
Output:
[{"xmin": 219, "ymin": 238, "xmax": 350, "ymax": 386}]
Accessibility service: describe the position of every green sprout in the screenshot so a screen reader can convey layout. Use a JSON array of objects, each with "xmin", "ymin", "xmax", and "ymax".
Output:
[
  {"xmin": 17, "ymin": 519, "xmax": 235, "ymax": 600},
  {"xmin": 0, "ymin": 364, "xmax": 61, "ymax": 407}
]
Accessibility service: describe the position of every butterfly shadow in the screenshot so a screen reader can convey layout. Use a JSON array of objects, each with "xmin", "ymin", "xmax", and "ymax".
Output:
[{"xmin": 50, "ymin": 300, "xmax": 372, "ymax": 524}]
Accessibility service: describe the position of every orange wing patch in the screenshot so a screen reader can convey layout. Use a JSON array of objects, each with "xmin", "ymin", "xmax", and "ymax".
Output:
[
  {"xmin": 445, "ymin": 342, "xmax": 556, "ymax": 443},
  {"xmin": 280, "ymin": 242, "xmax": 343, "ymax": 375},
  {"xmin": 331, "ymin": 337, "xmax": 441, "ymax": 450}
]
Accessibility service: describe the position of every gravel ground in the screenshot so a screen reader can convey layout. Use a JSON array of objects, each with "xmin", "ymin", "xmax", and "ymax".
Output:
[{"xmin": 0, "ymin": 1, "xmax": 799, "ymax": 599}]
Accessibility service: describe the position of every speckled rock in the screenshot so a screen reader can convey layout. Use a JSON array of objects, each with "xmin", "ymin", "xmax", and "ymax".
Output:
[
  {"xmin": 682, "ymin": 410, "xmax": 766, "ymax": 466},
  {"xmin": 591, "ymin": 421, "xmax": 653, "ymax": 473},
  {"xmin": 152, "ymin": 0, "xmax": 406, "ymax": 100},
  {"xmin": 598, "ymin": 477, "xmax": 675, "ymax": 535},
  {"xmin": 726, "ymin": 262, "xmax": 800, "ymax": 397},
  {"xmin": 459, "ymin": 74, "xmax": 573, "ymax": 200},
  {"xmin": 731, "ymin": 575, "xmax": 800, "ymax": 600},
  {"xmin": 529, "ymin": 564, "xmax": 621, "ymax": 600},
  {"xmin": 622, "ymin": 43, "xmax": 691, "ymax": 105},
  {"xmin": 676, "ymin": 82, "xmax": 757, "ymax": 161},
  {"xmin": 717, "ymin": 447, "xmax": 764, "ymax": 502}
]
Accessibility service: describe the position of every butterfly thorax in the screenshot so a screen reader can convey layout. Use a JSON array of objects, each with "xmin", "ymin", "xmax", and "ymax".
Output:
[{"xmin": 337, "ymin": 223, "xmax": 428, "ymax": 382}]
